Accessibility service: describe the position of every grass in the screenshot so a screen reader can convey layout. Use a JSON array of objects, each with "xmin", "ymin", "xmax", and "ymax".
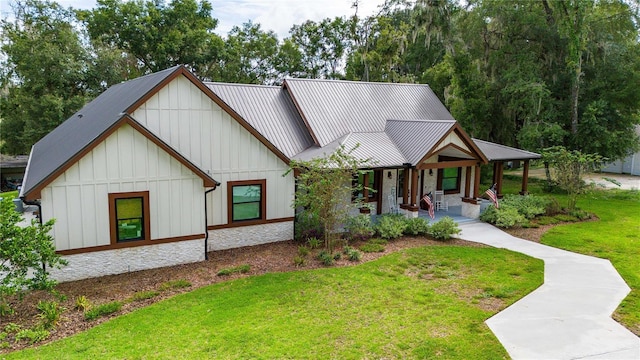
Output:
[{"xmin": 7, "ymin": 246, "xmax": 542, "ymax": 359}]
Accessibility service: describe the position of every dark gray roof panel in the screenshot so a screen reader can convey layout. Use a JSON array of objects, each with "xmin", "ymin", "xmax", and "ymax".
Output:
[
  {"xmin": 386, "ymin": 120, "xmax": 456, "ymax": 164},
  {"xmin": 284, "ymin": 79, "xmax": 455, "ymax": 147},
  {"xmin": 21, "ymin": 66, "xmax": 182, "ymax": 196},
  {"xmin": 205, "ymin": 82, "xmax": 314, "ymax": 158},
  {"xmin": 473, "ymin": 138, "xmax": 541, "ymax": 161}
]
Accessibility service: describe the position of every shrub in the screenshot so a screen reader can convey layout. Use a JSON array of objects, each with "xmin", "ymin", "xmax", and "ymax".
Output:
[
  {"xmin": 4, "ymin": 323, "xmax": 20, "ymax": 333},
  {"xmin": 306, "ymin": 237, "xmax": 322, "ymax": 249},
  {"xmin": 317, "ymin": 251, "xmax": 335, "ymax": 266},
  {"xmin": 368, "ymin": 238, "xmax": 388, "ymax": 245},
  {"xmin": 131, "ymin": 290, "xmax": 160, "ymax": 302},
  {"xmin": 74, "ymin": 296, "xmax": 92, "ymax": 311},
  {"xmin": 343, "ymin": 246, "xmax": 362, "ymax": 261},
  {"xmin": 494, "ymin": 207, "xmax": 527, "ymax": 228},
  {"xmin": 294, "ymin": 212, "xmax": 324, "ymax": 242},
  {"xmin": 569, "ymin": 209, "xmax": 591, "ymax": 220},
  {"xmin": 554, "ymin": 214, "xmax": 579, "ymax": 222},
  {"xmin": 545, "ymin": 197, "xmax": 562, "ymax": 216},
  {"xmin": 500, "ymin": 194, "xmax": 550, "ymax": 219},
  {"xmin": 293, "ymin": 256, "xmax": 306, "ymax": 267},
  {"xmin": 375, "ymin": 214, "xmax": 407, "ymax": 239},
  {"xmin": 428, "ymin": 217, "xmax": 461, "ymax": 240},
  {"xmin": 158, "ymin": 279, "xmax": 191, "ymax": 291},
  {"xmin": 15, "ymin": 328, "xmax": 50, "ymax": 344},
  {"xmin": 360, "ymin": 242, "xmax": 385, "ymax": 253},
  {"xmin": 297, "ymin": 245, "xmax": 310, "ymax": 257},
  {"xmin": 84, "ymin": 301, "xmax": 122, "ymax": 321},
  {"xmin": 344, "ymin": 214, "xmax": 375, "ymax": 241},
  {"xmin": 0, "ymin": 303, "xmax": 14, "ymax": 317},
  {"xmin": 404, "ymin": 217, "xmax": 430, "ymax": 236},
  {"xmin": 536, "ymin": 216, "xmax": 560, "ymax": 225},
  {"xmin": 36, "ymin": 300, "xmax": 65, "ymax": 330},
  {"xmin": 479, "ymin": 205, "xmax": 499, "ymax": 224}
]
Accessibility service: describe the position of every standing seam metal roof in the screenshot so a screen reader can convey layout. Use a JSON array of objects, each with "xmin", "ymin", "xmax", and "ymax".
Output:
[
  {"xmin": 21, "ymin": 66, "xmax": 188, "ymax": 197},
  {"xmin": 385, "ymin": 119, "xmax": 457, "ymax": 164},
  {"xmin": 472, "ymin": 138, "xmax": 541, "ymax": 161},
  {"xmin": 205, "ymin": 82, "xmax": 314, "ymax": 158},
  {"xmin": 284, "ymin": 78, "xmax": 455, "ymax": 147}
]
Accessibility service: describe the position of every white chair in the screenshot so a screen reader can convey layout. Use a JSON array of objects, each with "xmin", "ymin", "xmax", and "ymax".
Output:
[
  {"xmin": 388, "ymin": 188, "xmax": 399, "ymax": 214},
  {"xmin": 434, "ymin": 190, "xmax": 448, "ymax": 211}
]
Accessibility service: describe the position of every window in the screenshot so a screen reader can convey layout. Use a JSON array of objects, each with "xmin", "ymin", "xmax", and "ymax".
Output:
[
  {"xmin": 397, "ymin": 169, "xmax": 405, "ymax": 198},
  {"xmin": 352, "ymin": 170, "xmax": 379, "ymax": 202},
  {"xmin": 228, "ymin": 179, "xmax": 266, "ymax": 223},
  {"xmin": 438, "ymin": 167, "xmax": 461, "ymax": 194},
  {"xmin": 109, "ymin": 192, "xmax": 150, "ymax": 244}
]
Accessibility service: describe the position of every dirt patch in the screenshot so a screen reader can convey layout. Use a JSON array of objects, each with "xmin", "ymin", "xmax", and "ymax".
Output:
[{"xmin": 1, "ymin": 236, "xmax": 487, "ymax": 353}]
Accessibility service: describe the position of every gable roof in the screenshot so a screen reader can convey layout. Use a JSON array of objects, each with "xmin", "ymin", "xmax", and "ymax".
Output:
[
  {"xmin": 473, "ymin": 139, "xmax": 541, "ymax": 161},
  {"xmin": 283, "ymin": 79, "xmax": 455, "ymax": 147},
  {"xmin": 20, "ymin": 66, "xmax": 219, "ymax": 200},
  {"xmin": 205, "ymin": 82, "xmax": 314, "ymax": 158}
]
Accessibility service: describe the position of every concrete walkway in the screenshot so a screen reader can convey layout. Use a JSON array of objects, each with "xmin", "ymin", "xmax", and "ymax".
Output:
[{"xmin": 458, "ymin": 222, "xmax": 640, "ymax": 360}]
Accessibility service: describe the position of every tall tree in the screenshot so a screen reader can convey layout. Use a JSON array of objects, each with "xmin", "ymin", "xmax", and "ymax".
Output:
[
  {"xmin": 0, "ymin": 0, "xmax": 92, "ymax": 154},
  {"xmin": 80, "ymin": 0, "xmax": 224, "ymax": 76}
]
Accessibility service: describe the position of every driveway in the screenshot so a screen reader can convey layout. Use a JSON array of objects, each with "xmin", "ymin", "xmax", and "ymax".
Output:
[
  {"xmin": 511, "ymin": 168, "xmax": 640, "ymax": 190},
  {"xmin": 458, "ymin": 222, "xmax": 640, "ymax": 359}
]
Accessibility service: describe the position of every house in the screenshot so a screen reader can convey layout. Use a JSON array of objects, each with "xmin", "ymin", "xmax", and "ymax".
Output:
[
  {"xmin": 20, "ymin": 65, "xmax": 539, "ymax": 282},
  {"xmin": 601, "ymin": 125, "xmax": 640, "ymax": 176}
]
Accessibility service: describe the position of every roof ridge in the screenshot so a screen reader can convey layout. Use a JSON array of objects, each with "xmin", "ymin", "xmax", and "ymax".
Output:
[
  {"xmin": 205, "ymin": 82, "xmax": 279, "ymax": 89},
  {"xmin": 386, "ymin": 119, "xmax": 455, "ymax": 123},
  {"xmin": 286, "ymin": 78, "xmax": 432, "ymax": 88},
  {"xmin": 472, "ymin": 138, "xmax": 538, "ymax": 154}
]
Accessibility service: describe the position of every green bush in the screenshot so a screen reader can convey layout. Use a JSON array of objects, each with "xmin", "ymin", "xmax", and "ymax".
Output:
[
  {"xmin": 297, "ymin": 245, "xmax": 310, "ymax": 257},
  {"xmin": 306, "ymin": 237, "xmax": 322, "ymax": 249},
  {"xmin": 84, "ymin": 301, "xmax": 123, "ymax": 321},
  {"xmin": 36, "ymin": 300, "xmax": 65, "ymax": 330},
  {"xmin": 545, "ymin": 197, "xmax": 563, "ymax": 215},
  {"xmin": 569, "ymin": 209, "xmax": 591, "ymax": 220},
  {"xmin": 368, "ymin": 238, "xmax": 388, "ymax": 245},
  {"xmin": 428, "ymin": 217, "xmax": 461, "ymax": 240},
  {"xmin": 15, "ymin": 328, "xmax": 50, "ymax": 344},
  {"xmin": 404, "ymin": 217, "xmax": 430, "ymax": 236},
  {"xmin": 375, "ymin": 214, "xmax": 407, "ymax": 239},
  {"xmin": 554, "ymin": 214, "xmax": 579, "ymax": 222},
  {"xmin": 344, "ymin": 214, "xmax": 374, "ymax": 241},
  {"xmin": 295, "ymin": 212, "xmax": 324, "ymax": 242},
  {"xmin": 217, "ymin": 264, "xmax": 251, "ymax": 276},
  {"xmin": 317, "ymin": 251, "xmax": 335, "ymax": 266},
  {"xmin": 293, "ymin": 256, "xmax": 305, "ymax": 267},
  {"xmin": 494, "ymin": 207, "xmax": 527, "ymax": 228},
  {"xmin": 479, "ymin": 206, "xmax": 499, "ymax": 223},
  {"xmin": 500, "ymin": 194, "xmax": 550, "ymax": 219},
  {"xmin": 158, "ymin": 279, "xmax": 191, "ymax": 291},
  {"xmin": 4, "ymin": 323, "xmax": 20, "ymax": 334},
  {"xmin": 74, "ymin": 295, "xmax": 92, "ymax": 311},
  {"xmin": 342, "ymin": 246, "xmax": 362, "ymax": 261},
  {"xmin": 536, "ymin": 216, "xmax": 560, "ymax": 225}
]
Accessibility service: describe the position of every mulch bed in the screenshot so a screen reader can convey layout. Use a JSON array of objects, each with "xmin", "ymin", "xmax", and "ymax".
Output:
[{"xmin": 0, "ymin": 234, "xmax": 520, "ymax": 353}]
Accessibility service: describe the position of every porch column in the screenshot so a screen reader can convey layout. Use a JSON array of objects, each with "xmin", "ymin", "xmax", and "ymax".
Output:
[
  {"xmin": 410, "ymin": 167, "xmax": 418, "ymax": 205},
  {"xmin": 496, "ymin": 161, "xmax": 504, "ymax": 197},
  {"xmin": 362, "ymin": 172, "xmax": 369, "ymax": 199},
  {"xmin": 464, "ymin": 166, "xmax": 471, "ymax": 198},
  {"xmin": 402, "ymin": 167, "xmax": 409, "ymax": 204},
  {"xmin": 473, "ymin": 165, "xmax": 481, "ymax": 198},
  {"xmin": 520, "ymin": 159, "xmax": 530, "ymax": 195}
]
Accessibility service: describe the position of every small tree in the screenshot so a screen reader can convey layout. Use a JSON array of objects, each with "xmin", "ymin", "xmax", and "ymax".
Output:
[
  {"xmin": 288, "ymin": 145, "xmax": 371, "ymax": 252},
  {"xmin": 0, "ymin": 198, "xmax": 67, "ymax": 309},
  {"xmin": 542, "ymin": 146, "xmax": 604, "ymax": 210}
]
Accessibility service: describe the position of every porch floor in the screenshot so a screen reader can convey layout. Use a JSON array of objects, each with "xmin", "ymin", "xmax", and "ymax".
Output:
[{"xmin": 418, "ymin": 205, "xmax": 477, "ymax": 224}]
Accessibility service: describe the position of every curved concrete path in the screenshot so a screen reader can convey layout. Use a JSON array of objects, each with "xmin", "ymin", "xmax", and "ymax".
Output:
[{"xmin": 458, "ymin": 222, "xmax": 640, "ymax": 360}]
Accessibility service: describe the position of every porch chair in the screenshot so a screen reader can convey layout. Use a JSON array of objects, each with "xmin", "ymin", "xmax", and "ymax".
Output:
[
  {"xmin": 388, "ymin": 188, "xmax": 399, "ymax": 214},
  {"xmin": 434, "ymin": 190, "xmax": 448, "ymax": 211}
]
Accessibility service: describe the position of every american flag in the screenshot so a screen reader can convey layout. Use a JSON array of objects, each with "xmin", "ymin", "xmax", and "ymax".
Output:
[
  {"xmin": 485, "ymin": 184, "xmax": 499, "ymax": 209},
  {"xmin": 422, "ymin": 192, "xmax": 435, "ymax": 219}
]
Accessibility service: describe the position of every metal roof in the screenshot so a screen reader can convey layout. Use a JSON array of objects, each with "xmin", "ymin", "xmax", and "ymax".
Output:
[
  {"xmin": 205, "ymin": 82, "xmax": 314, "ymax": 158},
  {"xmin": 473, "ymin": 138, "xmax": 541, "ymax": 161},
  {"xmin": 20, "ymin": 66, "xmax": 219, "ymax": 198},
  {"xmin": 284, "ymin": 79, "xmax": 455, "ymax": 147},
  {"xmin": 385, "ymin": 119, "xmax": 457, "ymax": 164}
]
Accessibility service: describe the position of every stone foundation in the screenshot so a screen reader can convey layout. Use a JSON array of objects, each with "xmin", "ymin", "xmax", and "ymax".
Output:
[
  {"xmin": 50, "ymin": 239, "xmax": 205, "ymax": 282},
  {"xmin": 208, "ymin": 221, "xmax": 294, "ymax": 251}
]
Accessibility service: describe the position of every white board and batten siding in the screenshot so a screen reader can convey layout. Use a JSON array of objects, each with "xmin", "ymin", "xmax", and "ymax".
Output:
[
  {"xmin": 132, "ymin": 75, "xmax": 295, "ymax": 250},
  {"xmin": 41, "ymin": 124, "xmax": 206, "ymax": 251}
]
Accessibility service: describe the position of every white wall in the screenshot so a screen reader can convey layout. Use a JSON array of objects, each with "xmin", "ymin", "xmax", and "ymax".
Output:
[
  {"xmin": 132, "ymin": 75, "xmax": 295, "ymax": 226},
  {"xmin": 41, "ymin": 124, "xmax": 206, "ymax": 251},
  {"xmin": 208, "ymin": 221, "xmax": 293, "ymax": 250}
]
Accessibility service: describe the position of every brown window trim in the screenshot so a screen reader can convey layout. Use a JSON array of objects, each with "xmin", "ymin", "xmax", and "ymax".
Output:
[
  {"xmin": 436, "ymin": 156, "xmax": 462, "ymax": 195},
  {"xmin": 108, "ymin": 191, "xmax": 151, "ymax": 245},
  {"xmin": 227, "ymin": 179, "xmax": 267, "ymax": 225}
]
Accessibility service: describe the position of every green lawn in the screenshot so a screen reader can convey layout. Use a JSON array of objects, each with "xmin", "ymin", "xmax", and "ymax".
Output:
[{"xmin": 8, "ymin": 246, "xmax": 542, "ymax": 359}]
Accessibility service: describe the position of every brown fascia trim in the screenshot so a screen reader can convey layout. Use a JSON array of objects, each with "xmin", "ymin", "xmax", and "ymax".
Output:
[
  {"xmin": 56, "ymin": 233, "xmax": 205, "ymax": 255},
  {"xmin": 126, "ymin": 66, "xmax": 291, "ymax": 165},
  {"xmin": 281, "ymin": 80, "xmax": 320, "ymax": 146},
  {"xmin": 23, "ymin": 116, "xmax": 217, "ymax": 201},
  {"xmin": 418, "ymin": 123, "xmax": 489, "ymax": 166},
  {"xmin": 207, "ymin": 216, "xmax": 294, "ymax": 230}
]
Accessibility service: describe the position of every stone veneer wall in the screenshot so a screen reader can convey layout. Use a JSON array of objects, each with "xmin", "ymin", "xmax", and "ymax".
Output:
[
  {"xmin": 208, "ymin": 221, "xmax": 294, "ymax": 251},
  {"xmin": 50, "ymin": 239, "xmax": 205, "ymax": 283}
]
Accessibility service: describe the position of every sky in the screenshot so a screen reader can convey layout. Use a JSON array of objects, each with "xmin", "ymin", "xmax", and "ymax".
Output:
[{"xmin": 0, "ymin": 0, "xmax": 387, "ymax": 39}]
